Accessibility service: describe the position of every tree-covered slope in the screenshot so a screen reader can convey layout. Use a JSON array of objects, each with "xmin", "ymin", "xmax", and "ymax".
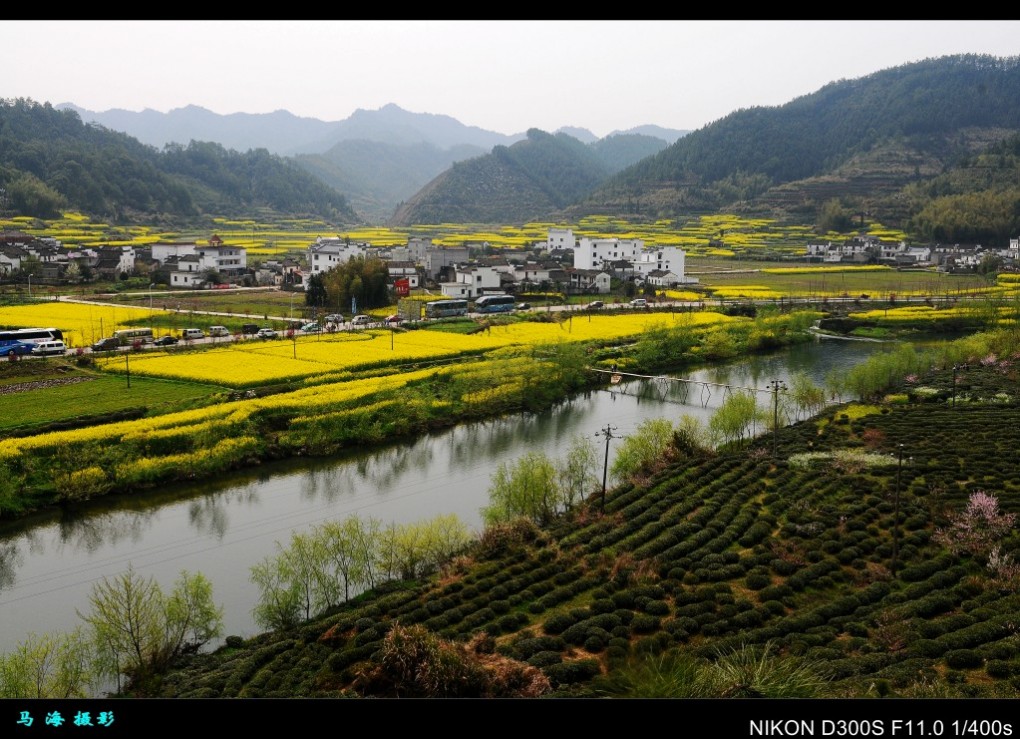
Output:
[
  {"xmin": 0, "ymin": 98, "xmax": 358, "ymax": 222},
  {"xmin": 390, "ymin": 129, "xmax": 666, "ymax": 225},
  {"xmin": 582, "ymin": 54, "xmax": 1020, "ymax": 221}
]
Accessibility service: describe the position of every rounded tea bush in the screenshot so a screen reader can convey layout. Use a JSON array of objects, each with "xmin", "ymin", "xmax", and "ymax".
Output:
[{"xmin": 945, "ymin": 649, "xmax": 983, "ymax": 669}]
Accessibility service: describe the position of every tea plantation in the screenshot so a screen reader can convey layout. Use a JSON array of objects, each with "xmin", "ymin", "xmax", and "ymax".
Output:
[{"xmin": 155, "ymin": 361, "xmax": 1020, "ymax": 698}]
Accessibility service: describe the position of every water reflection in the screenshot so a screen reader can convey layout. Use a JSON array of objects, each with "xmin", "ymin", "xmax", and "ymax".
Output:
[{"xmin": 0, "ymin": 339, "xmax": 891, "ymax": 653}]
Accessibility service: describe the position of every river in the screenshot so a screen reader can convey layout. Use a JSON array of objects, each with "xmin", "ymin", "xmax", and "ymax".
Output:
[{"xmin": 0, "ymin": 338, "xmax": 893, "ymax": 654}]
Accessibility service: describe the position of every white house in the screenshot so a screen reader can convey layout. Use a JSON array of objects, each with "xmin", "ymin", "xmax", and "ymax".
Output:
[
  {"xmin": 307, "ymin": 237, "xmax": 368, "ymax": 277},
  {"xmin": 151, "ymin": 242, "xmax": 196, "ymax": 264},
  {"xmin": 546, "ymin": 228, "xmax": 576, "ymax": 251},
  {"xmin": 575, "ymin": 238, "xmax": 645, "ymax": 270},
  {"xmin": 574, "ymin": 238, "xmax": 688, "ymax": 282},
  {"xmin": 440, "ymin": 265, "xmax": 501, "ymax": 299},
  {"xmin": 0, "ymin": 246, "xmax": 25, "ymax": 275},
  {"xmin": 566, "ymin": 268, "xmax": 611, "ymax": 294},
  {"xmin": 196, "ymin": 244, "xmax": 246, "ymax": 276},
  {"xmin": 645, "ymin": 269, "xmax": 682, "ymax": 287}
]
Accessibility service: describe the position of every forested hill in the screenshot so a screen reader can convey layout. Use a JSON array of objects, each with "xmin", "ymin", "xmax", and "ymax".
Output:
[
  {"xmin": 0, "ymin": 98, "xmax": 359, "ymax": 223},
  {"xmin": 579, "ymin": 54, "xmax": 1020, "ymax": 223},
  {"xmin": 389, "ymin": 129, "xmax": 668, "ymax": 226}
]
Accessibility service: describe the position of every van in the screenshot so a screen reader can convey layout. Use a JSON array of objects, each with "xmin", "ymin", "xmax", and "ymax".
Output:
[
  {"xmin": 208, "ymin": 326, "xmax": 230, "ymax": 338},
  {"xmin": 32, "ymin": 340, "xmax": 66, "ymax": 356},
  {"xmin": 92, "ymin": 337, "xmax": 120, "ymax": 352},
  {"xmin": 351, "ymin": 315, "xmax": 372, "ymax": 327},
  {"xmin": 629, "ymin": 298, "xmax": 648, "ymax": 308},
  {"xmin": 182, "ymin": 328, "xmax": 205, "ymax": 340}
]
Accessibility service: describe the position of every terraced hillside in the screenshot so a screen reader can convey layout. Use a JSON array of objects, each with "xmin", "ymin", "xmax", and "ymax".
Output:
[{"xmin": 157, "ymin": 361, "xmax": 1020, "ymax": 699}]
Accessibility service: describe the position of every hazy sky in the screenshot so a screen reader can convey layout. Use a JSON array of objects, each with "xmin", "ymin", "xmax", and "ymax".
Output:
[{"xmin": 8, "ymin": 20, "xmax": 1020, "ymax": 138}]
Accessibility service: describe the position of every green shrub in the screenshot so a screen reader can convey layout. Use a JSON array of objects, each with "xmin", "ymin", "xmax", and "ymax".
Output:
[
  {"xmin": 945, "ymin": 650, "xmax": 983, "ymax": 669},
  {"xmin": 986, "ymin": 660, "xmax": 1014, "ymax": 679},
  {"xmin": 527, "ymin": 650, "xmax": 563, "ymax": 668},
  {"xmin": 544, "ymin": 659, "xmax": 601, "ymax": 687}
]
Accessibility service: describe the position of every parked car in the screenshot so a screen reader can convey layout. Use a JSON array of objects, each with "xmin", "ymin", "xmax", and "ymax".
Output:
[
  {"xmin": 516, "ymin": 302, "xmax": 531, "ymax": 310},
  {"xmin": 587, "ymin": 300, "xmax": 604, "ymax": 309},
  {"xmin": 3, "ymin": 341, "xmax": 35, "ymax": 357},
  {"xmin": 153, "ymin": 335, "xmax": 179, "ymax": 347},
  {"xmin": 324, "ymin": 314, "xmax": 344, "ymax": 325},
  {"xmin": 182, "ymin": 328, "xmax": 205, "ymax": 340},
  {"xmin": 384, "ymin": 314, "xmax": 403, "ymax": 325},
  {"xmin": 91, "ymin": 337, "xmax": 121, "ymax": 352},
  {"xmin": 629, "ymin": 298, "xmax": 648, "ymax": 308},
  {"xmin": 240, "ymin": 323, "xmax": 259, "ymax": 335},
  {"xmin": 256, "ymin": 328, "xmax": 278, "ymax": 340},
  {"xmin": 208, "ymin": 325, "xmax": 230, "ymax": 337},
  {"xmin": 300, "ymin": 322, "xmax": 321, "ymax": 332},
  {"xmin": 32, "ymin": 340, "xmax": 66, "ymax": 356},
  {"xmin": 350, "ymin": 315, "xmax": 372, "ymax": 327}
]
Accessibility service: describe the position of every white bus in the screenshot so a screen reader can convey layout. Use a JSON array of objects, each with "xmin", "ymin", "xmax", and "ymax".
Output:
[{"xmin": 112, "ymin": 328, "xmax": 155, "ymax": 346}]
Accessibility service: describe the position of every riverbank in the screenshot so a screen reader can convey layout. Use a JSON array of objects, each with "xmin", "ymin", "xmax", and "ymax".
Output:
[
  {"xmin": 0, "ymin": 309, "xmax": 818, "ymax": 519},
  {"xmin": 150, "ymin": 346, "xmax": 1020, "ymax": 699}
]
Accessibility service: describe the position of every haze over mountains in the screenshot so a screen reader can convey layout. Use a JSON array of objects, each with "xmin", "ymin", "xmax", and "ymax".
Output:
[
  {"xmin": 5, "ymin": 54, "xmax": 1016, "ymax": 243},
  {"xmin": 57, "ymin": 102, "xmax": 687, "ymax": 222}
]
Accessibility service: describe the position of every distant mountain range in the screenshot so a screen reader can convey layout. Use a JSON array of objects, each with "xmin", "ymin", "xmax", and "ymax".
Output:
[
  {"xmin": 391, "ymin": 54, "xmax": 1020, "ymax": 242},
  {"xmin": 14, "ymin": 54, "xmax": 1019, "ymax": 246},
  {"xmin": 58, "ymin": 102, "xmax": 687, "ymax": 222}
]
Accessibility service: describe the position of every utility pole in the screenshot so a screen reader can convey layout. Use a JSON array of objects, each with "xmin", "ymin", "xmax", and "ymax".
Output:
[
  {"xmin": 952, "ymin": 363, "xmax": 967, "ymax": 408},
  {"xmin": 767, "ymin": 380, "xmax": 787, "ymax": 458},
  {"xmin": 595, "ymin": 424, "xmax": 617, "ymax": 514}
]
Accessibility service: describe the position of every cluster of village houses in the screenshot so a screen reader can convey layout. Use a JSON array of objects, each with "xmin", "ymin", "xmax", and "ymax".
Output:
[
  {"xmin": 2, "ymin": 227, "xmax": 1019, "ymax": 296},
  {"xmin": 805, "ymin": 234, "xmax": 1020, "ymax": 271},
  {"xmin": 0, "ymin": 228, "xmax": 696, "ymax": 298}
]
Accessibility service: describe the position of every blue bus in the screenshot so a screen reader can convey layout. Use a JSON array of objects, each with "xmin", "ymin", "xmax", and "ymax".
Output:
[
  {"xmin": 473, "ymin": 295, "xmax": 516, "ymax": 314},
  {"xmin": 424, "ymin": 299, "xmax": 469, "ymax": 318},
  {"xmin": 0, "ymin": 327, "xmax": 64, "ymax": 347}
]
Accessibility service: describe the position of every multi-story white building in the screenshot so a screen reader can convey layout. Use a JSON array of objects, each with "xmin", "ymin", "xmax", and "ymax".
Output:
[
  {"xmin": 440, "ymin": 265, "xmax": 501, "ymax": 299},
  {"xmin": 307, "ymin": 237, "xmax": 368, "ymax": 277},
  {"xmin": 195, "ymin": 245, "xmax": 246, "ymax": 276},
  {"xmin": 575, "ymin": 238, "xmax": 688, "ymax": 280},
  {"xmin": 546, "ymin": 228, "xmax": 576, "ymax": 251},
  {"xmin": 153, "ymin": 238, "xmax": 246, "ymax": 278}
]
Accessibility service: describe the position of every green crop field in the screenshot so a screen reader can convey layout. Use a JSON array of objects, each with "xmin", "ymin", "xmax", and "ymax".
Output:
[{"xmin": 0, "ymin": 365, "xmax": 225, "ymax": 434}]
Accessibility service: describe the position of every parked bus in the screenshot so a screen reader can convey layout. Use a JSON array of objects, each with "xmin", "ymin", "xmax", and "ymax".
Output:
[
  {"xmin": 0, "ymin": 328, "xmax": 64, "ymax": 347},
  {"xmin": 424, "ymin": 299, "xmax": 469, "ymax": 318},
  {"xmin": 473, "ymin": 295, "xmax": 516, "ymax": 314},
  {"xmin": 112, "ymin": 328, "xmax": 155, "ymax": 345}
]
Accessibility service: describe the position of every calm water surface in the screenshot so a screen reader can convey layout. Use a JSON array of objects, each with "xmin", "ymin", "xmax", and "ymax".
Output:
[{"xmin": 0, "ymin": 339, "xmax": 894, "ymax": 652}]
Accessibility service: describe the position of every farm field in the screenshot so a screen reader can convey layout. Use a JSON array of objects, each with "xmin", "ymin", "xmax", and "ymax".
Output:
[
  {"xmin": 92, "ymin": 312, "xmax": 741, "ymax": 386},
  {"xmin": 2, "ymin": 211, "xmax": 903, "ymax": 260},
  {"xmin": 153, "ymin": 355, "xmax": 1020, "ymax": 699},
  {"xmin": 0, "ymin": 365, "xmax": 224, "ymax": 433},
  {"xmin": 691, "ymin": 262, "xmax": 999, "ymax": 299}
]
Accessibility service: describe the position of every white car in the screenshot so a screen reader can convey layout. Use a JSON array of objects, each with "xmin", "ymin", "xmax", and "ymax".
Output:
[
  {"xmin": 32, "ymin": 340, "xmax": 67, "ymax": 356},
  {"xmin": 350, "ymin": 315, "xmax": 372, "ymax": 327},
  {"xmin": 255, "ymin": 328, "xmax": 278, "ymax": 340},
  {"xmin": 629, "ymin": 298, "xmax": 649, "ymax": 308}
]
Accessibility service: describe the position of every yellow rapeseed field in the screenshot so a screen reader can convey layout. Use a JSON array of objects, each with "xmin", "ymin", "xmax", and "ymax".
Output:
[
  {"xmin": 94, "ymin": 312, "xmax": 740, "ymax": 386},
  {"xmin": 0, "ymin": 301, "xmax": 155, "ymax": 347}
]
